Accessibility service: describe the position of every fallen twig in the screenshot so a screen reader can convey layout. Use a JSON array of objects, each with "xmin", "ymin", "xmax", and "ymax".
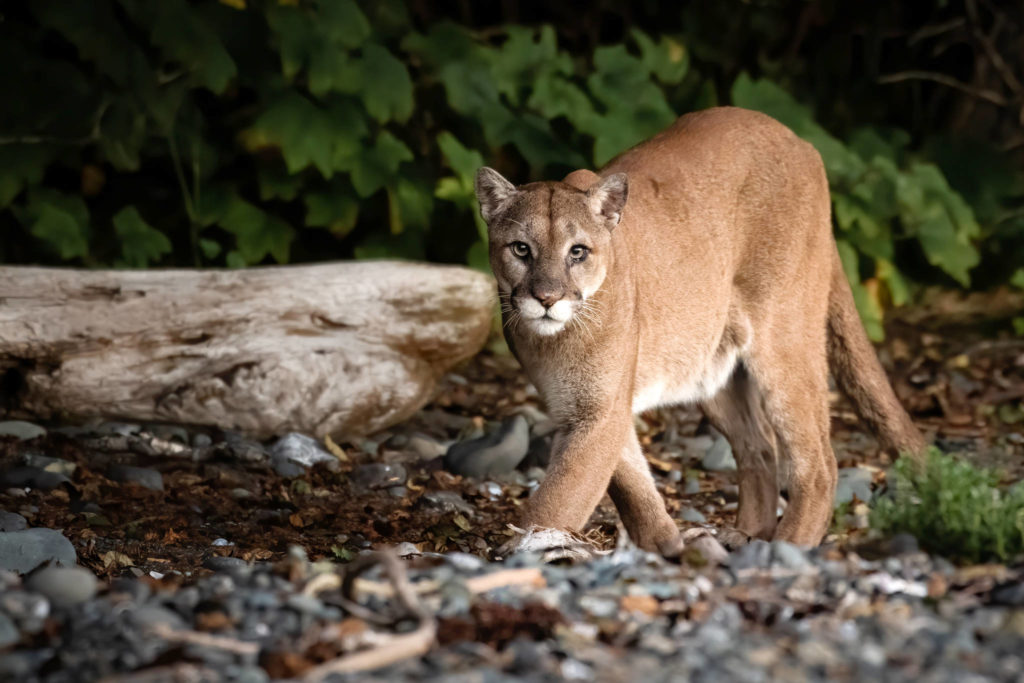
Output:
[
  {"xmin": 302, "ymin": 551, "xmax": 436, "ymax": 681},
  {"xmin": 147, "ymin": 622, "xmax": 260, "ymax": 655}
]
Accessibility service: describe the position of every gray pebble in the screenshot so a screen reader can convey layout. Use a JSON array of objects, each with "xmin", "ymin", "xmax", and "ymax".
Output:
[
  {"xmin": 193, "ymin": 433, "xmax": 213, "ymax": 448},
  {"xmin": 771, "ymin": 540, "xmax": 811, "ymax": 569},
  {"xmin": 1, "ymin": 467, "xmax": 71, "ymax": 491},
  {"xmin": 730, "ymin": 539, "xmax": 772, "ymax": 570},
  {"xmin": 407, "ymin": 435, "xmax": 446, "ymax": 460},
  {"xmin": 444, "ymin": 415, "xmax": 530, "ymax": 478},
  {"xmin": 0, "ymin": 511, "xmax": 27, "ymax": 532},
  {"xmin": 108, "ymin": 465, "xmax": 164, "ymax": 492},
  {"xmin": 203, "ymin": 556, "xmax": 248, "ymax": 572},
  {"xmin": 25, "ymin": 567, "xmax": 98, "ymax": 608},
  {"xmin": 684, "ymin": 474, "xmax": 701, "ymax": 495},
  {"xmin": 701, "ymin": 436, "xmax": 737, "ymax": 471},
  {"xmin": 0, "ymin": 612, "xmax": 18, "ymax": 648},
  {"xmin": 0, "ymin": 421, "xmax": 46, "ymax": 441},
  {"xmin": 285, "ymin": 593, "xmax": 323, "ymax": 615},
  {"xmin": 271, "ymin": 457, "xmax": 306, "ymax": 478},
  {"xmin": 271, "ymin": 433, "xmax": 336, "ymax": 468},
  {"xmin": 351, "ymin": 463, "xmax": 407, "ymax": 492},
  {"xmin": 129, "ymin": 605, "xmax": 187, "ymax": 630},
  {"xmin": 680, "ymin": 507, "xmax": 707, "ymax": 524},
  {"xmin": 22, "ymin": 454, "xmax": 77, "ymax": 477},
  {"xmin": 0, "ymin": 528, "xmax": 76, "ymax": 574},
  {"xmin": 835, "ymin": 467, "xmax": 874, "ymax": 504},
  {"xmin": 421, "ymin": 491, "xmax": 475, "ymax": 515}
]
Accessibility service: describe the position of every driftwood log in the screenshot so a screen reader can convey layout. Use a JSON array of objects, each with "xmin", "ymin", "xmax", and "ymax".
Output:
[{"xmin": 0, "ymin": 262, "xmax": 494, "ymax": 439}]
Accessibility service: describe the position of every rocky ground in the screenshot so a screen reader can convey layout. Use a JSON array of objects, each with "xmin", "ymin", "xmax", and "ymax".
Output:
[{"xmin": 0, "ymin": 302, "xmax": 1023, "ymax": 682}]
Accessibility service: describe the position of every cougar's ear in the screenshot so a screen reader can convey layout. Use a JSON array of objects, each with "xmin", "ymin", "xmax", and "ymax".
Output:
[
  {"xmin": 587, "ymin": 173, "xmax": 629, "ymax": 229},
  {"xmin": 475, "ymin": 167, "xmax": 518, "ymax": 224}
]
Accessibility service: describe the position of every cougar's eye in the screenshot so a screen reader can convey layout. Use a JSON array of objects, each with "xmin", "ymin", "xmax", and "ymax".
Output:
[
  {"xmin": 510, "ymin": 242, "xmax": 531, "ymax": 259},
  {"xmin": 569, "ymin": 244, "xmax": 589, "ymax": 262}
]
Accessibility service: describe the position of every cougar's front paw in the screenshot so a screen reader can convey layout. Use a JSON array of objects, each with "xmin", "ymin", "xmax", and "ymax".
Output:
[{"xmin": 496, "ymin": 525, "xmax": 608, "ymax": 563}]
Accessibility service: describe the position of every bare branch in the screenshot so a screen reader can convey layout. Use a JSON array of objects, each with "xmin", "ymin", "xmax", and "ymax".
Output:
[{"xmin": 878, "ymin": 71, "xmax": 1009, "ymax": 106}]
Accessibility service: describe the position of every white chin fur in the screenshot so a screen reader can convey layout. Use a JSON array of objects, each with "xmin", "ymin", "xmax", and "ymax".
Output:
[{"xmin": 529, "ymin": 318, "xmax": 568, "ymax": 336}]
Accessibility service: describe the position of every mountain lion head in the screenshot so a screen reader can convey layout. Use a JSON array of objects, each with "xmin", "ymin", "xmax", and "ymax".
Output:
[{"xmin": 474, "ymin": 167, "xmax": 629, "ymax": 336}]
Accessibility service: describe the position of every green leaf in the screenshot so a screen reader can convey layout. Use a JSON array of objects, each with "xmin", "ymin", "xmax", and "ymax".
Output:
[
  {"xmin": 387, "ymin": 177, "xmax": 433, "ymax": 234},
  {"xmin": 148, "ymin": 0, "xmax": 237, "ymax": 92},
  {"xmin": 353, "ymin": 229, "xmax": 425, "ymax": 260},
  {"xmin": 1011, "ymin": 268, "xmax": 1024, "ymax": 290},
  {"xmin": 22, "ymin": 191, "xmax": 91, "ymax": 261},
  {"xmin": 341, "ymin": 131, "xmax": 413, "ymax": 197},
  {"xmin": 896, "ymin": 162, "xmax": 980, "ymax": 286},
  {"xmin": 436, "ymin": 132, "xmax": 483, "ymax": 190},
  {"xmin": 848, "ymin": 127, "xmax": 909, "ymax": 165},
  {"xmin": 319, "ymin": 0, "xmax": 371, "ymax": 50},
  {"xmin": 258, "ymin": 164, "xmax": 305, "ymax": 201},
  {"xmin": 199, "ymin": 238, "xmax": 222, "ymax": 260},
  {"xmin": 216, "ymin": 195, "xmax": 295, "ymax": 264},
  {"xmin": 877, "ymin": 259, "xmax": 911, "ymax": 307},
  {"xmin": 631, "ymin": 30, "xmax": 688, "ymax": 84},
  {"xmin": 99, "ymin": 97, "xmax": 147, "ymax": 171},
  {"xmin": 225, "ymin": 250, "xmax": 247, "ymax": 268},
  {"xmin": 113, "ymin": 206, "xmax": 172, "ymax": 267},
  {"xmin": 584, "ymin": 45, "xmax": 676, "ymax": 165},
  {"xmin": 31, "ymin": 0, "xmax": 141, "ymax": 87},
  {"xmin": 492, "ymin": 26, "xmax": 571, "ymax": 106},
  {"xmin": 466, "ymin": 239, "xmax": 490, "ymax": 274},
  {"xmin": 0, "ymin": 145, "xmax": 57, "ymax": 209},
  {"xmin": 527, "ymin": 75, "xmax": 599, "ymax": 131},
  {"xmin": 401, "ymin": 22, "xmax": 478, "ymax": 68},
  {"xmin": 356, "ymin": 43, "xmax": 414, "ymax": 123},
  {"xmin": 305, "ymin": 188, "xmax": 359, "ymax": 236},
  {"xmin": 246, "ymin": 94, "xmax": 367, "ymax": 178}
]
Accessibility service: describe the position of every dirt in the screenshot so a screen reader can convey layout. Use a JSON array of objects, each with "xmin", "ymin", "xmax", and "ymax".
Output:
[{"xmin": 1, "ymin": 305, "xmax": 1022, "ymax": 580}]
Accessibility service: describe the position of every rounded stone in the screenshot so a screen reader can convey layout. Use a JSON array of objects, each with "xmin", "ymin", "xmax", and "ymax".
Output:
[
  {"xmin": 25, "ymin": 567, "xmax": 98, "ymax": 609},
  {"xmin": 0, "ymin": 528, "xmax": 76, "ymax": 574},
  {"xmin": 0, "ymin": 421, "xmax": 46, "ymax": 441},
  {"xmin": 0, "ymin": 511, "xmax": 28, "ymax": 532}
]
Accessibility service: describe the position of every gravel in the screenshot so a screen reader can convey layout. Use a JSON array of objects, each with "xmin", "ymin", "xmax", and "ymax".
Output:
[{"xmin": 0, "ymin": 539, "xmax": 1020, "ymax": 682}]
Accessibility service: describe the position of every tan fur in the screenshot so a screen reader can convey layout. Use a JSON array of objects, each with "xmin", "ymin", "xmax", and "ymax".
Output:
[{"xmin": 475, "ymin": 107, "xmax": 926, "ymax": 553}]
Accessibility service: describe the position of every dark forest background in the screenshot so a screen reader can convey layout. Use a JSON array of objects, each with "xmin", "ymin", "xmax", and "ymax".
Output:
[{"xmin": 2, "ymin": 0, "xmax": 1023, "ymax": 337}]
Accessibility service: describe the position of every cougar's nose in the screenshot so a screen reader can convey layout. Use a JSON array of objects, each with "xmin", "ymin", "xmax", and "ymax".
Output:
[{"xmin": 531, "ymin": 287, "xmax": 562, "ymax": 308}]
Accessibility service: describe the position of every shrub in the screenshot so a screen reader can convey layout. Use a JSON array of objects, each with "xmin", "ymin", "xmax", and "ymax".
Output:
[{"xmin": 871, "ymin": 449, "xmax": 1024, "ymax": 564}]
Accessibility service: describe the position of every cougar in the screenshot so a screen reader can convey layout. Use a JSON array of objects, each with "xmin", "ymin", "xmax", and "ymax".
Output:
[{"xmin": 474, "ymin": 107, "xmax": 926, "ymax": 556}]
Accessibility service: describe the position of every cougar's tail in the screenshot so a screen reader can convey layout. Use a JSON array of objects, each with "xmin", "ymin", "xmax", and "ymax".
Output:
[{"xmin": 826, "ymin": 249, "xmax": 927, "ymax": 456}]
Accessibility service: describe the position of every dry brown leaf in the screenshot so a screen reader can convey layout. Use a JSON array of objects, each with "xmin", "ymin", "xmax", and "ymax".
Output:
[{"xmin": 323, "ymin": 434, "xmax": 349, "ymax": 462}]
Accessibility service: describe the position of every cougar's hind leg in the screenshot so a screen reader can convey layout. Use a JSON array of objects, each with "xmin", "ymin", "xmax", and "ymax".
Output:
[
  {"xmin": 746, "ymin": 340, "xmax": 837, "ymax": 546},
  {"xmin": 701, "ymin": 364, "xmax": 780, "ymax": 540}
]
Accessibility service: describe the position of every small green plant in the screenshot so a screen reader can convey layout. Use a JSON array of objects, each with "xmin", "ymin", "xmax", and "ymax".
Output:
[{"xmin": 871, "ymin": 449, "xmax": 1024, "ymax": 564}]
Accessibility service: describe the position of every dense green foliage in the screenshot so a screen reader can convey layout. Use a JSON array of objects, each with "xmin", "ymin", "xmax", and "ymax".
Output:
[
  {"xmin": 2, "ymin": 1, "xmax": 1023, "ymax": 332},
  {"xmin": 872, "ymin": 450, "xmax": 1024, "ymax": 564}
]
